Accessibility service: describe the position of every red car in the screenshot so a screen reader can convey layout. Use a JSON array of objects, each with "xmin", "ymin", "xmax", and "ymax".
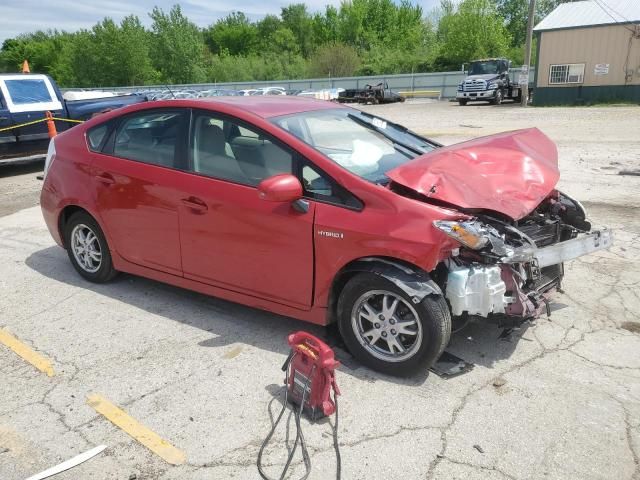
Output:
[{"xmin": 40, "ymin": 97, "xmax": 612, "ymax": 375}]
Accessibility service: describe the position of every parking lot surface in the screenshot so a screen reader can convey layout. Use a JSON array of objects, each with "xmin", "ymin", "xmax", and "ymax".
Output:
[{"xmin": 1, "ymin": 101, "xmax": 639, "ymax": 480}]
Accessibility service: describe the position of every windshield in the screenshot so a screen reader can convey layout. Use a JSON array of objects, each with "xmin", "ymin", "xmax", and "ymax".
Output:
[
  {"xmin": 271, "ymin": 109, "xmax": 437, "ymax": 183},
  {"xmin": 469, "ymin": 61, "xmax": 500, "ymax": 75}
]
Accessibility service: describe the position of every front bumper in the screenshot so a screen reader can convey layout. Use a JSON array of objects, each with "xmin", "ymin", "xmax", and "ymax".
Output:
[
  {"xmin": 456, "ymin": 90, "xmax": 497, "ymax": 100},
  {"xmin": 445, "ymin": 228, "xmax": 613, "ymax": 321}
]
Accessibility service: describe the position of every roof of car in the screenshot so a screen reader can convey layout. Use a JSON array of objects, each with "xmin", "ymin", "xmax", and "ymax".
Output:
[{"xmin": 191, "ymin": 96, "xmax": 344, "ymax": 118}]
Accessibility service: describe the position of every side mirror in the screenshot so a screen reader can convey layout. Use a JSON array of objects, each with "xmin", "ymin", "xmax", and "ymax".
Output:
[{"xmin": 257, "ymin": 174, "xmax": 303, "ymax": 203}]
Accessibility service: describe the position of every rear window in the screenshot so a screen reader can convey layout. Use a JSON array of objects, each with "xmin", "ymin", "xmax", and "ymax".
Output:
[
  {"xmin": 87, "ymin": 124, "xmax": 109, "ymax": 152},
  {"xmin": 5, "ymin": 79, "xmax": 54, "ymax": 104},
  {"xmin": 113, "ymin": 110, "xmax": 184, "ymax": 169}
]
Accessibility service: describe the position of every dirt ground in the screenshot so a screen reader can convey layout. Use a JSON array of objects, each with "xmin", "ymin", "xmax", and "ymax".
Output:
[{"xmin": 1, "ymin": 101, "xmax": 639, "ymax": 480}]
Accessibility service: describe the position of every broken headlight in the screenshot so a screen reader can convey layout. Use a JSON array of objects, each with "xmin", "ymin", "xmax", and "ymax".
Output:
[{"xmin": 433, "ymin": 220, "xmax": 491, "ymax": 250}]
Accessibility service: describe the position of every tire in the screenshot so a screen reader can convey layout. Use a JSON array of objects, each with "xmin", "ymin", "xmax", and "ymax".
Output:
[
  {"xmin": 64, "ymin": 211, "xmax": 118, "ymax": 283},
  {"xmin": 337, "ymin": 273, "xmax": 451, "ymax": 376},
  {"xmin": 458, "ymin": 99, "xmax": 468, "ymax": 106},
  {"xmin": 491, "ymin": 89, "xmax": 503, "ymax": 105}
]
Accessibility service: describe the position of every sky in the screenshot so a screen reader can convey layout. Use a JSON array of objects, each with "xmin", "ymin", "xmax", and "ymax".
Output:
[{"xmin": 0, "ymin": 0, "xmax": 443, "ymax": 44}]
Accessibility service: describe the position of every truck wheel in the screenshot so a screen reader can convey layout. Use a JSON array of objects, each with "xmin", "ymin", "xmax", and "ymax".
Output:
[
  {"xmin": 458, "ymin": 99, "xmax": 468, "ymax": 106},
  {"xmin": 491, "ymin": 89, "xmax": 503, "ymax": 105},
  {"xmin": 337, "ymin": 273, "xmax": 451, "ymax": 376},
  {"xmin": 64, "ymin": 211, "xmax": 118, "ymax": 283}
]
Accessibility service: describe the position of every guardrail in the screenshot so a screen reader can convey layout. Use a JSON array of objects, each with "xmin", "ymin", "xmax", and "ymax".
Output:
[{"xmin": 64, "ymin": 69, "xmax": 535, "ymax": 99}]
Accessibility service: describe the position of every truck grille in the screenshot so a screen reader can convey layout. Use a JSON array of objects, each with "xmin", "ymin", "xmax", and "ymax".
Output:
[{"xmin": 463, "ymin": 79, "xmax": 486, "ymax": 92}]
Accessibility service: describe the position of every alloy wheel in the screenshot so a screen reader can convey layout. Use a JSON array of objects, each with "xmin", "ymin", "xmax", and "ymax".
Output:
[
  {"xmin": 350, "ymin": 290, "xmax": 423, "ymax": 362},
  {"xmin": 70, "ymin": 224, "xmax": 102, "ymax": 273}
]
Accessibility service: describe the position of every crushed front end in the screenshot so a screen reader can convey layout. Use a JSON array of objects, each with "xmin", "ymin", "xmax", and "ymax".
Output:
[{"xmin": 434, "ymin": 191, "xmax": 613, "ymax": 326}]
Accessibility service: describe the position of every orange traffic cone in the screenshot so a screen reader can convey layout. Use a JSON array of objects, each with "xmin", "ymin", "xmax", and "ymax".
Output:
[
  {"xmin": 45, "ymin": 111, "xmax": 57, "ymax": 138},
  {"xmin": 21, "ymin": 60, "xmax": 30, "ymax": 73}
]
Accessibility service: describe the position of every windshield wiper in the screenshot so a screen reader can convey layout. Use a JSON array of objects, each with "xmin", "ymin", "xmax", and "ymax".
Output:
[{"xmin": 347, "ymin": 113, "xmax": 424, "ymax": 156}]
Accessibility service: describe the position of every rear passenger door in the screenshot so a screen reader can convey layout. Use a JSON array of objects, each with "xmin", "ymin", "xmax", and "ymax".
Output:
[
  {"xmin": 179, "ymin": 110, "xmax": 315, "ymax": 308},
  {"xmin": 90, "ymin": 108, "xmax": 188, "ymax": 276}
]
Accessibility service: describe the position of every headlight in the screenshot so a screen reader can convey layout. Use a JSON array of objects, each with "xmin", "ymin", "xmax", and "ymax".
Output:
[
  {"xmin": 457, "ymin": 82, "xmax": 463, "ymax": 91},
  {"xmin": 488, "ymin": 82, "xmax": 498, "ymax": 90},
  {"xmin": 433, "ymin": 220, "xmax": 490, "ymax": 250}
]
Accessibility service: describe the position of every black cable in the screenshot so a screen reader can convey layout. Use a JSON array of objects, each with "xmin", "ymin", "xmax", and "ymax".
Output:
[
  {"xmin": 332, "ymin": 390, "xmax": 341, "ymax": 480},
  {"xmin": 279, "ymin": 365, "xmax": 315, "ymax": 480},
  {"xmin": 257, "ymin": 355, "xmax": 314, "ymax": 480}
]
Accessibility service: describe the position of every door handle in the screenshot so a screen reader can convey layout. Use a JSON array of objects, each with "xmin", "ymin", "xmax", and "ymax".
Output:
[
  {"xmin": 95, "ymin": 173, "xmax": 115, "ymax": 185},
  {"xmin": 0, "ymin": 116, "xmax": 8, "ymax": 121},
  {"xmin": 181, "ymin": 197, "xmax": 208, "ymax": 212}
]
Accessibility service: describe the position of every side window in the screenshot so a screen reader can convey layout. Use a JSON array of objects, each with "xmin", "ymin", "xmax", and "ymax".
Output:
[
  {"xmin": 301, "ymin": 163, "xmax": 362, "ymax": 210},
  {"xmin": 191, "ymin": 113, "xmax": 292, "ymax": 186},
  {"xmin": 87, "ymin": 124, "xmax": 109, "ymax": 152},
  {"xmin": 113, "ymin": 110, "xmax": 184, "ymax": 168}
]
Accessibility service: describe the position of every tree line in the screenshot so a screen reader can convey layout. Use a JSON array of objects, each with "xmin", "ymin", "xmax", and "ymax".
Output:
[{"xmin": 0, "ymin": 0, "xmax": 572, "ymax": 88}]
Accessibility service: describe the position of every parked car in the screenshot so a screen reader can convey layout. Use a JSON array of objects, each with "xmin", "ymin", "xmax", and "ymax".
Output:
[
  {"xmin": 251, "ymin": 87, "xmax": 287, "ymax": 96},
  {"xmin": 40, "ymin": 97, "xmax": 612, "ymax": 375},
  {"xmin": 0, "ymin": 73, "xmax": 146, "ymax": 162}
]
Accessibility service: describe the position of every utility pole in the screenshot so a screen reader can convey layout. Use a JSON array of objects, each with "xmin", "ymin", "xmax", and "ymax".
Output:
[{"xmin": 521, "ymin": 0, "xmax": 536, "ymax": 107}]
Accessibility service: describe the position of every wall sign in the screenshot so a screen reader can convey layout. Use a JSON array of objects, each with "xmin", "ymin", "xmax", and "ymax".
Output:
[{"xmin": 594, "ymin": 64, "xmax": 609, "ymax": 75}]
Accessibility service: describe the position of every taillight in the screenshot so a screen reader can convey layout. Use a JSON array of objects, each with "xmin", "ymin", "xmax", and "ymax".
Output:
[{"xmin": 43, "ymin": 138, "xmax": 56, "ymax": 180}]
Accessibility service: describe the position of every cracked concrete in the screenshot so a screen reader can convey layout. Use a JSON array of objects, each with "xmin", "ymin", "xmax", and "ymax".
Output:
[{"xmin": 1, "ymin": 102, "xmax": 639, "ymax": 479}]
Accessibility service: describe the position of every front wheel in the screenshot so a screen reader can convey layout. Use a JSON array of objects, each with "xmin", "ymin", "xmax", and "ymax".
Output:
[
  {"xmin": 337, "ymin": 273, "xmax": 451, "ymax": 376},
  {"xmin": 458, "ymin": 99, "xmax": 468, "ymax": 106},
  {"xmin": 491, "ymin": 89, "xmax": 503, "ymax": 105}
]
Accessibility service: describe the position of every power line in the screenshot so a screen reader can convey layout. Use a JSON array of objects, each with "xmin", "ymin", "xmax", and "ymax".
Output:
[{"xmin": 592, "ymin": 0, "xmax": 638, "ymax": 33}]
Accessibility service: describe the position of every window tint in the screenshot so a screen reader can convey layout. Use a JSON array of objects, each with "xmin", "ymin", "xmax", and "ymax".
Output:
[
  {"xmin": 5, "ymin": 79, "xmax": 53, "ymax": 104},
  {"xmin": 191, "ymin": 113, "xmax": 292, "ymax": 186},
  {"xmin": 87, "ymin": 124, "xmax": 109, "ymax": 152},
  {"xmin": 113, "ymin": 111, "xmax": 183, "ymax": 168}
]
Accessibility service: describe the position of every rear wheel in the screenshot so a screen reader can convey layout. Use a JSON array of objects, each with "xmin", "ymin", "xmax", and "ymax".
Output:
[
  {"xmin": 337, "ymin": 273, "xmax": 451, "ymax": 376},
  {"xmin": 64, "ymin": 211, "xmax": 117, "ymax": 283}
]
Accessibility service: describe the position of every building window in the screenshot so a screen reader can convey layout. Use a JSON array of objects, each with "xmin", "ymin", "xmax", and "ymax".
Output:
[{"xmin": 549, "ymin": 64, "xmax": 585, "ymax": 85}]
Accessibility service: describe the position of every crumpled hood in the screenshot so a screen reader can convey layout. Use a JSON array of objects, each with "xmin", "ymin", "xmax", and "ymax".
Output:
[{"xmin": 386, "ymin": 128, "xmax": 560, "ymax": 220}]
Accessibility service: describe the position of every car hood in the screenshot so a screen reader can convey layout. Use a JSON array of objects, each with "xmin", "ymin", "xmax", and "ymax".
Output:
[
  {"xmin": 386, "ymin": 128, "xmax": 559, "ymax": 220},
  {"xmin": 465, "ymin": 74, "xmax": 499, "ymax": 81}
]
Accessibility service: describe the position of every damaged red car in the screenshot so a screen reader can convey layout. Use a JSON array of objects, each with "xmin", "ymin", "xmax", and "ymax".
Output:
[{"xmin": 40, "ymin": 97, "xmax": 613, "ymax": 375}]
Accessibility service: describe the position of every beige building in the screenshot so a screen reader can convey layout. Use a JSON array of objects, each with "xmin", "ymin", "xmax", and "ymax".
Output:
[{"xmin": 533, "ymin": 0, "xmax": 640, "ymax": 105}]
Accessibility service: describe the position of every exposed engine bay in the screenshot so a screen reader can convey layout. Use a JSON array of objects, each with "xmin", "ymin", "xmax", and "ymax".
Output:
[{"xmin": 433, "ymin": 191, "xmax": 612, "ymax": 326}]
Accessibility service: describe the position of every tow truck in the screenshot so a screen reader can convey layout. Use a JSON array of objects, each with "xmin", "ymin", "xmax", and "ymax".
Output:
[{"xmin": 456, "ymin": 58, "xmax": 522, "ymax": 106}]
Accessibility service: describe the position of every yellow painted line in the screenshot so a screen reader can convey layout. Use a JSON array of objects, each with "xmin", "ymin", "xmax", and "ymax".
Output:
[
  {"xmin": 222, "ymin": 344, "xmax": 243, "ymax": 359},
  {"xmin": 0, "ymin": 328, "xmax": 55, "ymax": 376},
  {"xmin": 86, "ymin": 394, "xmax": 186, "ymax": 465}
]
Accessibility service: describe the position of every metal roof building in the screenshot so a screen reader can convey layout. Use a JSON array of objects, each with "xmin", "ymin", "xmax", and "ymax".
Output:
[{"xmin": 532, "ymin": 0, "xmax": 640, "ymax": 105}]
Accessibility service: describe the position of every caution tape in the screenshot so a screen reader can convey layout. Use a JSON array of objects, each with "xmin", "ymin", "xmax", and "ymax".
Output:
[
  {"xmin": 51, "ymin": 117, "xmax": 84, "ymax": 124},
  {"xmin": 0, "ymin": 116, "xmax": 83, "ymax": 133}
]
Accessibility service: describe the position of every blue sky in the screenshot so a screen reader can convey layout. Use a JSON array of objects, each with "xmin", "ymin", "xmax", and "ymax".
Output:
[{"xmin": 0, "ymin": 0, "xmax": 443, "ymax": 44}]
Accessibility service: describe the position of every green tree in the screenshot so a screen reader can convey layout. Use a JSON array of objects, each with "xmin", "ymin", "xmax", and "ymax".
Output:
[
  {"xmin": 149, "ymin": 5, "xmax": 205, "ymax": 84},
  {"xmin": 434, "ymin": 0, "xmax": 511, "ymax": 70},
  {"xmin": 281, "ymin": 4, "xmax": 314, "ymax": 57},
  {"xmin": 207, "ymin": 12, "xmax": 257, "ymax": 55},
  {"xmin": 308, "ymin": 42, "xmax": 360, "ymax": 77},
  {"xmin": 497, "ymin": 0, "xmax": 580, "ymax": 48}
]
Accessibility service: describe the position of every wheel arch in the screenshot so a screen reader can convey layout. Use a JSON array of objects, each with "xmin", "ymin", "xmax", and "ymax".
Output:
[
  {"xmin": 325, "ymin": 256, "xmax": 443, "ymax": 325},
  {"xmin": 57, "ymin": 205, "xmax": 101, "ymax": 249}
]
